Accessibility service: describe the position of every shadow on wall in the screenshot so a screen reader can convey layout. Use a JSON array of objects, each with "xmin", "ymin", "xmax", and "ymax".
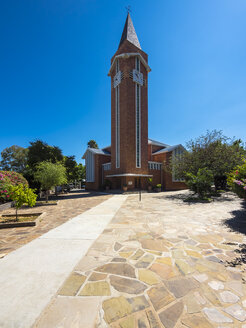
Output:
[{"xmin": 223, "ymin": 200, "xmax": 246, "ymax": 235}]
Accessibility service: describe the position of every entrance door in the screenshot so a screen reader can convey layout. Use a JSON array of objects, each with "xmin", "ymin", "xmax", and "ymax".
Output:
[{"xmin": 135, "ymin": 178, "xmax": 140, "ymax": 189}]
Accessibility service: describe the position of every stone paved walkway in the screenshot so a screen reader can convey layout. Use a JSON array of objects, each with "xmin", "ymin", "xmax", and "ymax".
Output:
[
  {"xmin": 34, "ymin": 191, "xmax": 246, "ymax": 328},
  {"xmin": 0, "ymin": 190, "xmax": 111, "ymax": 257}
]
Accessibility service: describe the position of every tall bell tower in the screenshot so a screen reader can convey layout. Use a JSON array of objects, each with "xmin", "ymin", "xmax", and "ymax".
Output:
[{"xmin": 108, "ymin": 13, "xmax": 151, "ymax": 188}]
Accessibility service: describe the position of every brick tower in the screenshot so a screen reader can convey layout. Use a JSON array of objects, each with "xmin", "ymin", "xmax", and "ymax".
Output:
[{"xmin": 107, "ymin": 13, "xmax": 151, "ymax": 189}]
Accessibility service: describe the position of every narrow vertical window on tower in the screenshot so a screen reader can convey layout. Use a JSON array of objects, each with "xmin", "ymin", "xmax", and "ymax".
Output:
[
  {"xmin": 115, "ymin": 59, "xmax": 120, "ymax": 168},
  {"xmin": 136, "ymin": 57, "xmax": 141, "ymax": 168}
]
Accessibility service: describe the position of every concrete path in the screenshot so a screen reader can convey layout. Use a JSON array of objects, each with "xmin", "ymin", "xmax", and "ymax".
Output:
[
  {"xmin": 0, "ymin": 195, "xmax": 127, "ymax": 328},
  {"xmin": 34, "ymin": 191, "xmax": 246, "ymax": 328}
]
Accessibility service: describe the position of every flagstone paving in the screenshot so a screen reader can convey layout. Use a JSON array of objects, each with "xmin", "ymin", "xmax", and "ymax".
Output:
[
  {"xmin": 0, "ymin": 190, "xmax": 111, "ymax": 256},
  {"xmin": 34, "ymin": 191, "xmax": 246, "ymax": 327}
]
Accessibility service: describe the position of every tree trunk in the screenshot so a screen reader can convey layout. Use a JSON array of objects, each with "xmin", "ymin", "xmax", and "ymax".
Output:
[
  {"xmin": 16, "ymin": 207, "xmax": 18, "ymax": 221},
  {"xmin": 46, "ymin": 190, "xmax": 49, "ymax": 203}
]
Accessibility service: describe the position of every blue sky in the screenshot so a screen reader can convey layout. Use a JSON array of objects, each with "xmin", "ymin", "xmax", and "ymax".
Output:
[{"xmin": 1, "ymin": 0, "xmax": 246, "ymax": 163}]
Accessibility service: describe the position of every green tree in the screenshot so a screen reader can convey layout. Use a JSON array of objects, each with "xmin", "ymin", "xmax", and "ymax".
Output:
[
  {"xmin": 26, "ymin": 140, "xmax": 63, "ymax": 189},
  {"xmin": 9, "ymin": 184, "xmax": 37, "ymax": 221},
  {"xmin": 27, "ymin": 140, "xmax": 63, "ymax": 167},
  {"xmin": 0, "ymin": 146, "xmax": 28, "ymax": 173},
  {"xmin": 171, "ymin": 130, "xmax": 246, "ymax": 190},
  {"xmin": 185, "ymin": 168, "xmax": 214, "ymax": 198},
  {"xmin": 63, "ymin": 156, "xmax": 79, "ymax": 182},
  {"xmin": 87, "ymin": 140, "xmax": 98, "ymax": 149},
  {"xmin": 34, "ymin": 162, "xmax": 67, "ymax": 202},
  {"xmin": 77, "ymin": 163, "xmax": 86, "ymax": 181}
]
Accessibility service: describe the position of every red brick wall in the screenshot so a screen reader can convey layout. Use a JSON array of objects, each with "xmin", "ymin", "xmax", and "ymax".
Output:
[
  {"xmin": 152, "ymin": 152, "xmax": 187, "ymax": 191},
  {"xmin": 110, "ymin": 39, "xmax": 148, "ymax": 176}
]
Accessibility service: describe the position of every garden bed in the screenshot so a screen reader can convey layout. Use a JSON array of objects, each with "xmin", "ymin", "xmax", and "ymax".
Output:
[{"xmin": 0, "ymin": 213, "xmax": 43, "ymax": 229}]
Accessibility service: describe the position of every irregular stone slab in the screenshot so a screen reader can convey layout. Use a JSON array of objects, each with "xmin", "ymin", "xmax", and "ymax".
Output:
[
  {"xmin": 172, "ymin": 249, "xmax": 185, "ymax": 259},
  {"xmin": 193, "ymin": 273, "xmax": 208, "ymax": 283},
  {"xmin": 186, "ymin": 250, "xmax": 202, "ymax": 258},
  {"xmin": 219, "ymin": 291, "xmax": 239, "ymax": 303},
  {"xmin": 114, "ymin": 242, "xmax": 123, "ymax": 251},
  {"xmin": 196, "ymin": 263, "xmax": 209, "ymax": 273},
  {"xmin": 150, "ymin": 263, "xmax": 178, "ymax": 280},
  {"xmin": 141, "ymin": 239, "xmax": 169, "ymax": 252},
  {"xmin": 185, "ymin": 296, "xmax": 201, "ymax": 314},
  {"xmin": 58, "ymin": 272, "xmax": 86, "ymax": 296},
  {"xmin": 79, "ymin": 281, "xmax": 110, "ymax": 296},
  {"xmin": 201, "ymin": 285, "xmax": 222, "ymax": 306},
  {"xmin": 227, "ymin": 281, "xmax": 244, "ymax": 296},
  {"xmin": 147, "ymin": 250, "xmax": 162, "ymax": 256},
  {"xmin": 103, "ymin": 296, "xmax": 132, "ymax": 324},
  {"xmin": 135, "ymin": 254, "xmax": 154, "ymax": 268},
  {"xmin": 110, "ymin": 275, "xmax": 147, "ymax": 294},
  {"xmin": 159, "ymin": 301, "xmax": 183, "ymax": 328},
  {"xmin": 96, "ymin": 263, "xmax": 136, "ymax": 278},
  {"xmin": 119, "ymin": 252, "xmax": 134, "ymax": 258},
  {"xmin": 138, "ymin": 269, "xmax": 159, "ymax": 285},
  {"xmin": 137, "ymin": 318, "xmax": 148, "ymax": 328},
  {"xmin": 223, "ymin": 304, "xmax": 246, "ymax": 321},
  {"xmin": 111, "ymin": 257, "xmax": 127, "ymax": 262},
  {"xmin": 208, "ymin": 280, "xmax": 224, "ymax": 291},
  {"xmin": 147, "ymin": 286, "xmax": 175, "ymax": 311},
  {"xmin": 36, "ymin": 297, "xmax": 101, "ymax": 328},
  {"xmin": 165, "ymin": 278, "xmax": 199, "ymax": 298},
  {"xmin": 194, "ymin": 291, "xmax": 207, "ymax": 305},
  {"xmin": 203, "ymin": 307, "xmax": 233, "ymax": 323},
  {"xmin": 119, "ymin": 316, "xmax": 135, "ymax": 328},
  {"xmin": 207, "ymin": 271, "xmax": 227, "ymax": 282},
  {"xmin": 76, "ymin": 255, "xmax": 110, "ymax": 271},
  {"xmin": 175, "ymin": 259, "xmax": 195, "ymax": 275},
  {"xmin": 206, "ymin": 256, "xmax": 222, "ymax": 263},
  {"xmin": 127, "ymin": 295, "xmax": 149, "ymax": 312},
  {"xmin": 155, "ymin": 257, "xmax": 172, "ymax": 266},
  {"xmin": 181, "ymin": 314, "xmax": 213, "ymax": 328},
  {"xmin": 185, "ymin": 239, "xmax": 197, "ymax": 246},
  {"xmin": 130, "ymin": 249, "xmax": 144, "ymax": 260},
  {"xmin": 145, "ymin": 309, "xmax": 161, "ymax": 328},
  {"xmin": 88, "ymin": 272, "xmax": 107, "ymax": 281}
]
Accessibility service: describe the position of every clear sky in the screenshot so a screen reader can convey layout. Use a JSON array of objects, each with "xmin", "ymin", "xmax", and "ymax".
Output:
[{"xmin": 1, "ymin": 0, "xmax": 246, "ymax": 164}]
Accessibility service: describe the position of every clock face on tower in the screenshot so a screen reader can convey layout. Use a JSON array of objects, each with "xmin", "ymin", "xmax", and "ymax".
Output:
[{"xmin": 133, "ymin": 69, "xmax": 143, "ymax": 86}]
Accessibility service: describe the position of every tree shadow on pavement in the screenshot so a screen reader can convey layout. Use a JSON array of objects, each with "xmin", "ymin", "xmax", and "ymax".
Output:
[
  {"xmin": 157, "ymin": 191, "xmax": 235, "ymax": 205},
  {"xmin": 41, "ymin": 190, "xmax": 109, "ymax": 201},
  {"xmin": 224, "ymin": 200, "xmax": 246, "ymax": 235}
]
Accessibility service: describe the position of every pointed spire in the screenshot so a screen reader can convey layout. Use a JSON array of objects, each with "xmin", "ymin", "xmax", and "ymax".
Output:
[{"xmin": 118, "ymin": 13, "xmax": 141, "ymax": 50}]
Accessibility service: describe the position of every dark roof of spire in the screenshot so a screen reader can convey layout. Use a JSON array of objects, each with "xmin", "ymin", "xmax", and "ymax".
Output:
[{"xmin": 118, "ymin": 13, "xmax": 141, "ymax": 50}]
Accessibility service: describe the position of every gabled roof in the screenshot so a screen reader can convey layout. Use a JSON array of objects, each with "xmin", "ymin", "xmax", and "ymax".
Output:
[
  {"xmin": 118, "ymin": 13, "xmax": 141, "ymax": 50},
  {"xmin": 82, "ymin": 148, "xmax": 111, "ymax": 159},
  {"xmin": 148, "ymin": 139, "xmax": 170, "ymax": 148},
  {"xmin": 153, "ymin": 144, "xmax": 185, "ymax": 155}
]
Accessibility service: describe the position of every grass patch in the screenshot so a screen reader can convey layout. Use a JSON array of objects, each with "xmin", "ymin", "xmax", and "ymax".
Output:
[
  {"xmin": 36, "ymin": 201, "xmax": 57, "ymax": 205},
  {"xmin": 0, "ymin": 214, "xmax": 40, "ymax": 223}
]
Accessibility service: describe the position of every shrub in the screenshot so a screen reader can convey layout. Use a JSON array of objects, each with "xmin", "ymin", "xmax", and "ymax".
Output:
[
  {"xmin": 9, "ymin": 184, "xmax": 37, "ymax": 220},
  {"xmin": 34, "ymin": 161, "xmax": 67, "ymax": 202},
  {"xmin": 156, "ymin": 184, "xmax": 162, "ymax": 188},
  {"xmin": 227, "ymin": 160, "xmax": 246, "ymax": 199},
  {"xmin": 185, "ymin": 168, "xmax": 213, "ymax": 198},
  {"xmin": 0, "ymin": 171, "xmax": 28, "ymax": 203}
]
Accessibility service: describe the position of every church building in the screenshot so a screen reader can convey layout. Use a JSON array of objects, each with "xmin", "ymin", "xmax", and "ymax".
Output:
[{"xmin": 83, "ymin": 13, "xmax": 186, "ymax": 191}]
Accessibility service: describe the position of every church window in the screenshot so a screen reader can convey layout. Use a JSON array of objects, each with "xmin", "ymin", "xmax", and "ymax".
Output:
[
  {"xmin": 136, "ymin": 83, "xmax": 141, "ymax": 168},
  {"xmin": 136, "ymin": 56, "xmax": 140, "ymax": 71},
  {"xmin": 115, "ymin": 85, "xmax": 120, "ymax": 168}
]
